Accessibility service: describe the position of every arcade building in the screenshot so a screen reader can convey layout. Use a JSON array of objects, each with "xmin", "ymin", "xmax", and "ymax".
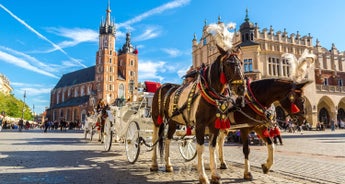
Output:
[{"xmin": 192, "ymin": 10, "xmax": 345, "ymax": 128}]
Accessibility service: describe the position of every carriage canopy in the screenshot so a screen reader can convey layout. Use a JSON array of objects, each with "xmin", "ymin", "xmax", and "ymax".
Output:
[{"xmin": 144, "ymin": 81, "xmax": 161, "ymax": 93}]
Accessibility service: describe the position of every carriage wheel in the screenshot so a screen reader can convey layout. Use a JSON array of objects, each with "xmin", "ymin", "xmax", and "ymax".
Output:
[
  {"xmin": 103, "ymin": 119, "xmax": 113, "ymax": 152},
  {"xmin": 178, "ymin": 136, "xmax": 197, "ymax": 161},
  {"xmin": 125, "ymin": 121, "xmax": 140, "ymax": 164}
]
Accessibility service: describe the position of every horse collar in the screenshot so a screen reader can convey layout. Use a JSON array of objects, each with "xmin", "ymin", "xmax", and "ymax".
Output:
[{"xmin": 245, "ymin": 79, "xmax": 270, "ymax": 119}]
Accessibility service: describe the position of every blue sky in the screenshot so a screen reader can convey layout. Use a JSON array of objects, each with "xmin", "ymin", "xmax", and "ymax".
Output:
[{"xmin": 0, "ymin": 0, "xmax": 345, "ymax": 115}]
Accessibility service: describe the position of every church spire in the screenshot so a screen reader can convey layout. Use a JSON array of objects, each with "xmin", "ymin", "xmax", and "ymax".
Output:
[
  {"xmin": 99, "ymin": 0, "xmax": 115, "ymax": 35},
  {"xmin": 106, "ymin": 0, "xmax": 111, "ymax": 26},
  {"xmin": 245, "ymin": 8, "xmax": 249, "ymax": 22}
]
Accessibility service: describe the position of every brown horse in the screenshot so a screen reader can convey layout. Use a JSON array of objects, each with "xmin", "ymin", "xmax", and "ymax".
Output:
[
  {"xmin": 150, "ymin": 45, "xmax": 246, "ymax": 184},
  {"xmin": 217, "ymin": 78, "xmax": 311, "ymax": 181}
]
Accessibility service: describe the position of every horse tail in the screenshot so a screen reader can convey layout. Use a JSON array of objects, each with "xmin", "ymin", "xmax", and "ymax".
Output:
[{"xmin": 158, "ymin": 121, "xmax": 165, "ymax": 160}]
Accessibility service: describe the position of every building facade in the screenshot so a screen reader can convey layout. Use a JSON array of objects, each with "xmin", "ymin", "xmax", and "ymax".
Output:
[
  {"xmin": 47, "ymin": 5, "xmax": 138, "ymax": 124},
  {"xmin": 0, "ymin": 73, "xmax": 13, "ymax": 95},
  {"xmin": 192, "ymin": 11, "xmax": 345, "ymax": 128}
]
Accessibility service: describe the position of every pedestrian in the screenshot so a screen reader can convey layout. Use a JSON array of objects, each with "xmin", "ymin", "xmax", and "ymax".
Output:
[
  {"xmin": 18, "ymin": 119, "xmax": 24, "ymax": 132},
  {"xmin": 44, "ymin": 118, "xmax": 49, "ymax": 133},
  {"xmin": 330, "ymin": 119, "xmax": 335, "ymax": 131}
]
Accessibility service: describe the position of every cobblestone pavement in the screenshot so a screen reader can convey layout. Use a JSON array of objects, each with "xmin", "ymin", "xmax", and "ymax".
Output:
[{"xmin": 0, "ymin": 128, "xmax": 344, "ymax": 184}]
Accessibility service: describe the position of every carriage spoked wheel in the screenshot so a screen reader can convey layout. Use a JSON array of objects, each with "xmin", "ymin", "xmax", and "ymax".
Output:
[
  {"xmin": 178, "ymin": 136, "xmax": 197, "ymax": 161},
  {"xmin": 125, "ymin": 121, "xmax": 140, "ymax": 164},
  {"xmin": 103, "ymin": 119, "xmax": 113, "ymax": 152}
]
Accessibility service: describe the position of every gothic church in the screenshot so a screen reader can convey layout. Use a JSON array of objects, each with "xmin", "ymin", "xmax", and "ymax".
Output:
[{"xmin": 47, "ymin": 4, "xmax": 138, "ymax": 124}]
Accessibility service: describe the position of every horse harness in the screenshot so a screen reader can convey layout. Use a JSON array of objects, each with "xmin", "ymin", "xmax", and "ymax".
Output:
[{"xmin": 162, "ymin": 62, "xmax": 245, "ymax": 130}]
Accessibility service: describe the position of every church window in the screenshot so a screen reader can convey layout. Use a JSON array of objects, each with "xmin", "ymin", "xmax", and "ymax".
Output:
[
  {"xmin": 109, "ymin": 84, "xmax": 113, "ymax": 91},
  {"xmin": 81, "ymin": 86, "xmax": 85, "ymax": 96},
  {"xmin": 109, "ymin": 75, "xmax": 113, "ymax": 82},
  {"xmin": 74, "ymin": 87, "xmax": 79, "ymax": 97},
  {"xmin": 60, "ymin": 110, "xmax": 64, "ymax": 118},
  {"xmin": 109, "ymin": 58, "xmax": 112, "ymax": 63},
  {"xmin": 130, "ymin": 71, "xmax": 135, "ymax": 76},
  {"xmin": 118, "ymin": 84, "xmax": 125, "ymax": 98},
  {"xmin": 109, "ymin": 66, "xmax": 113, "ymax": 72},
  {"xmin": 244, "ymin": 59, "xmax": 253, "ymax": 72},
  {"xmin": 110, "ymin": 50, "xmax": 112, "ymax": 55},
  {"xmin": 130, "ymin": 60, "xmax": 134, "ymax": 66},
  {"xmin": 56, "ymin": 92, "xmax": 60, "ymax": 104},
  {"xmin": 245, "ymin": 33, "xmax": 249, "ymax": 41},
  {"xmin": 87, "ymin": 86, "xmax": 91, "ymax": 95},
  {"xmin": 203, "ymin": 37, "xmax": 207, "ymax": 46}
]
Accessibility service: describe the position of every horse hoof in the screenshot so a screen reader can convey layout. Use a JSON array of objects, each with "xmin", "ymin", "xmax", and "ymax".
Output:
[
  {"xmin": 211, "ymin": 175, "xmax": 221, "ymax": 184},
  {"xmin": 261, "ymin": 164, "xmax": 269, "ymax": 174},
  {"xmin": 243, "ymin": 172, "xmax": 253, "ymax": 181},
  {"xmin": 199, "ymin": 177, "xmax": 210, "ymax": 184},
  {"xmin": 150, "ymin": 165, "xmax": 158, "ymax": 172},
  {"xmin": 166, "ymin": 165, "xmax": 174, "ymax": 172},
  {"xmin": 219, "ymin": 162, "xmax": 228, "ymax": 169}
]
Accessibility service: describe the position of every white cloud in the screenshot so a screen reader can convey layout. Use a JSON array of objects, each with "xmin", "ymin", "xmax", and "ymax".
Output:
[
  {"xmin": 134, "ymin": 26, "xmax": 161, "ymax": 42},
  {"xmin": 0, "ymin": 50, "xmax": 59, "ymax": 79},
  {"xmin": 13, "ymin": 85, "xmax": 52, "ymax": 97},
  {"xmin": 117, "ymin": 0, "xmax": 191, "ymax": 29},
  {"xmin": 0, "ymin": 4, "xmax": 86, "ymax": 68},
  {"xmin": 138, "ymin": 60, "xmax": 166, "ymax": 82},
  {"xmin": 161, "ymin": 48, "xmax": 182, "ymax": 57},
  {"xmin": 45, "ymin": 27, "xmax": 98, "ymax": 50}
]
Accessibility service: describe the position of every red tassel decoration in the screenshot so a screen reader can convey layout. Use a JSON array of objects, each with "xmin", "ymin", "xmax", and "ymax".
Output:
[
  {"xmin": 262, "ymin": 128, "xmax": 270, "ymax": 138},
  {"xmin": 220, "ymin": 120, "xmax": 225, "ymax": 129},
  {"xmin": 186, "ymin": 126, "xmax": 192, "ymax": 135},
  {"xmin": 225, "ymin": 118, "xmax": 230, "ymax": 129},
  {"xmin": 215, "ymin": 118, "xmax": 221, "ymax": 129},
  {"xmin": 220, "ymin": 72, "xmax": 227, "ymax": 84},
  {"xmin": 157, "ymin": 115, "xmax": 163, "ymax": 125},
  {"xmin": 291, "ymin": 103, "xmax": 300, "ymax": 114}
]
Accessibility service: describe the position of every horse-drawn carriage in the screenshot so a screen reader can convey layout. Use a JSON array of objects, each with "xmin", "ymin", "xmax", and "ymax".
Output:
[
  {"xmin": 83, "ymin": 21, "xmax": 315, "ymax": 183},
  {"xmin": 94, "ymin": 81, "xmax": 197, "ymax": 163}
]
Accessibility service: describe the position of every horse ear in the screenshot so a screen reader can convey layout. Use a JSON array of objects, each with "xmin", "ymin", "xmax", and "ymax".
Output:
[{"xmin": 216, "ymin": 44, "xmax": 226, "ymax": 55}]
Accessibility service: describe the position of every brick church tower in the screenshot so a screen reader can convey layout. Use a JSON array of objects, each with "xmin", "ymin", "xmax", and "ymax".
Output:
[{"xmin": 95, "ymin": 3, "xmax": 138, "ymax": 103}]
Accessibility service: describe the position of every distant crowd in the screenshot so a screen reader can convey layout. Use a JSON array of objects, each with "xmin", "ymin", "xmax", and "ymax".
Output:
[{"xmin": 42, "ymin": 119, "xmax": 82, "ymax": 132}]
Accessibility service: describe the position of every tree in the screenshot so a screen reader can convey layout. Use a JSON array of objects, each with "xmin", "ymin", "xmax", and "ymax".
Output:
[{"xmin": 0, "ymin": 92, "xmax": 33, "ymax": 120}]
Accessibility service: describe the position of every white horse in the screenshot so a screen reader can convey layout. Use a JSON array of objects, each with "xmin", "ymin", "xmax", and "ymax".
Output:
[{"xmin": 84, "ymin": 112, "xmax": 98, "ymax": 141}]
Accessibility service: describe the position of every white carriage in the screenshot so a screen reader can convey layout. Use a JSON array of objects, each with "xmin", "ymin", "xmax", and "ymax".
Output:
[{"xmin": 102, "ymin": 82, "xmax": 197, "ymax": 164}]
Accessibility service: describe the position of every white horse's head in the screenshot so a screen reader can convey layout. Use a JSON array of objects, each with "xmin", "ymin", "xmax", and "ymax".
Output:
[{"xmin": 282, "ymin": 49, "xmax": 316, "ymax": 82}]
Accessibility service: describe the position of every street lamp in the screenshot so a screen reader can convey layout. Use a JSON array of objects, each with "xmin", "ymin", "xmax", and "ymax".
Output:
[{"xmin": 21, "ymin": 90, "xmax": 26, "ymax": 120}]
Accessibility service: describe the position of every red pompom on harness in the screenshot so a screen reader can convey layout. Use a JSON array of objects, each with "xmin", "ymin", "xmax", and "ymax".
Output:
[
  {"xmin": 291, "ymin": 103, "xmax": 300, "ymax": 114},
  {"xmin": 157, "ymin": 115, "xmax": 163, "ymax": 125}
]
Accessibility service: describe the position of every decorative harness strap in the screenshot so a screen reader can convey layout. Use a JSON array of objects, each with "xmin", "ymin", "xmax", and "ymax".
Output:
[
  {"xmin": 240, "ymin": 79, "xmax": 275, "ymax": 124},
  {"xmin": 171, "ymin": 82, "xmax": 198, "ymax": 126}
]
